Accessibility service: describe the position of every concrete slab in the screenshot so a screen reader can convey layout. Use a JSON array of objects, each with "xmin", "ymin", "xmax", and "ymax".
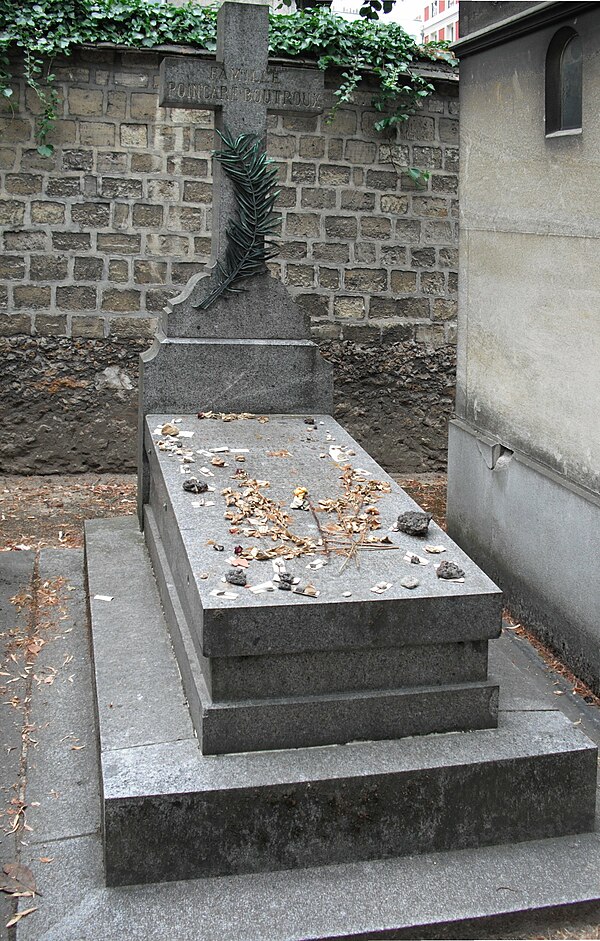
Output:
[
  {"xmin": 0, "ymin": 550, "xmax": 34, "ymax": 940},
  {"xmin": 8, "ymin": 548, "xmax": 600, "ymax": 940},
  {"xmin": 24, "ymin": 550, "xmax": 101, "ymax": 844}
]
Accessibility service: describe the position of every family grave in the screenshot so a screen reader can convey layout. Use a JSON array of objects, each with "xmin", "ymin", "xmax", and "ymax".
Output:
[{"xmin": 84, "ymin": 0, "xmax": 597, "ymax": 927}]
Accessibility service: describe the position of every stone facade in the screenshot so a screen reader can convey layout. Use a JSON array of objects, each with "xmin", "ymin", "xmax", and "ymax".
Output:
[{"xmin": 0, "ymin": 47, "xmax": 458, "ymax": 474}]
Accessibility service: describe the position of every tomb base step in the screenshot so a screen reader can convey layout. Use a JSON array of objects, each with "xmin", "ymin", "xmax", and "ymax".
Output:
[
  {"xmin": 84, "ymin": 517, "xmax": 598, "ymax": 889},
  {"xmin": 145, "ymin": 504, "xmax": 499, "ymax": 754}
]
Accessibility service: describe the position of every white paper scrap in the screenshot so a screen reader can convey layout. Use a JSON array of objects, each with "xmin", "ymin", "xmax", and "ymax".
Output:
[
  {"xmin": 94, "ymin": 594, "xmax": 113, "ymax": 602},
  {"xmin": 425, "ymin": 545, "xmax": 446, "ymax": 554},
  {"xmin": 210, "ymin": 589, "xmax": 238, "ymax": 599},
  {"xmin": 179, "ymin": 430, "xmax": 194, "ymax": 438},
  {"xmin": 403, "ymin": 552, "xmax": 429, "ymax": 566},
  {"xmin": 370, "ymin": 582, "xmax": 391, "ymax": 594},
  {"xmin": 249, "ymin": 582, "xmax": 276, "ymax": 594}
]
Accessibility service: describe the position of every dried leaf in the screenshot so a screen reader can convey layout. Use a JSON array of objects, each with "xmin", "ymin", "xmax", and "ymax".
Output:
[
  {"xmin": 2, "ymin": 863, "xmax": 36, "ymax": 896},
  {"xmin": 6, "ymin": 906, "xmax": 37, "ymax": 927}
]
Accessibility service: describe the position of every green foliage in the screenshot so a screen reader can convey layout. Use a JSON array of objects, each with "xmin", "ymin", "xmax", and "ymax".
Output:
[
  {"xmin": 0, "ymin": 0, "xmax": 457, "ymax": 154},
  {"xmin": 195, "ymin": 130, "xmax": 280, "ymax": 311}
]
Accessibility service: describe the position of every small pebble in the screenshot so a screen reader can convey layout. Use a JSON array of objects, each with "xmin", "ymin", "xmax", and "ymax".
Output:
[
  {"xmin": 437, "ymin": 561, "xmax": 465, "ymax": 580},
  {"xmin": 397, "ymin": 511, "xmax": 432, "ymax": 536},
  {"xmin": 342, "ymin": 590, "xmax": 352, "ymax": 598},
  {"xmin": 183, "ymin": 477, "xmax": 208, "ymax": 494},
  {"xmin": 199, "ymin": 573, "xmax": 209, "ymax": 580},
  {"xmin": 226, "ymin": 569, "xmax": 247, "ymax": 587},
  {"xmin": 161, "ymin": 422, "xmax": 179, "ymax": 436},
  {"xmin": 235, "ymin": 455, "xmax": 246, "ymax": 463},
  {"xmin": 213, "ymin": 544, "xmax": 224, "ymax": 552},
  {"xmin": 401, "ymin": 576, "xmax": 420, "ymax": 590}
]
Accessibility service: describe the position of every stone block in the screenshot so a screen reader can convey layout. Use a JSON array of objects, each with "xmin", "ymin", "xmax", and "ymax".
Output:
[
  {"xmin": 34, "ymin": 314, "xmax": 68, "ymax": 335},
  {"xmin": 324, "ymin": 216, "xmax": 358, "ymax": 239},
  {"xmin": 0, "ymin": 116, "xmax": 31, "ymax": 143},
  {"xmin": 313, "ymin": 242, "xmax": 350, "ymax": 262},
  {"xmin": 57, "ymin": 286, "xmax": 98, "ymax": 310},
  {"xmin": 285, "ymin": 212, "xmax": 321, "ymax": 238},
  {"xmin": 62, "ymin": 149, "xmax": 94, "ymax": 171},
  {"xmin": 412, "ymin": 196, "xmax": 449, "ymax": 218},
  {"xmin": 319, "ymin": 164, "xmax": 352, "ymax": 185},
  {"xmin": 285, "ymin": 264, "xmax": 315, "ymax": 287},
  {"xmin": 432, "ymin": 298, "xmax": 458, "ymax": 320},
  {"xmin": 72, "ymin": 315, "xmax": 105, "ymax": 338},
  {"xmin": 327, "ymin": 109, "xmax": 357, "ymax": 134},
  {"xmin": 300, "ymin": 187, "xmax": 335, "ymax": 209},
  {"xmin": 134, "ymin": 260, "xmax": 168, "ymax": 284},
  {"xmin": 46, "ymin": 176, "xmax": 81, "ymax": 197},
  {"xmin": 366, "ymin": 169, "xmax": 398, "ymax": 191},
  {"xmin": 80, "ymin": 121, "xmax": 115, "ymax": 146},
  {"xmin": 370, "ymin": 296, "xmax": 430, "ymax": 319},
  {"xmin": 4, "ymin": 229, "xmax": 48, "ymax": 251},
  {"xmin": 380, "ymin": 194, "xmax": 408, "ymax": 214},
  {"xmin": 106, "ymin": 90, "xmax": 127, "ymax": 118},
  {"xmin": 340, "ymin": 189, "xmax": 375, "ymax": 211},
  {"xmin": 5, "ymin": 173, "xmax": 42, "ymax": 195},
  {"xmin": 345, "ymin": 140, "xmax": 377, "ymax": 163},
  {"xmin": 411, "ymin": 247, "xmax": 436, "ymax": 268},
  {"xmin": 360, "ymin": 217, "xmax": 392, "ymax": 238},
  {"xmin": 71, "ymin": 202, "xmax": 110, "ymax": 228},
  {"xmin": 318, "ymin": 267, "xmax": 340, "ymax": 290},
  {"xmin": 299, "ymin": 136, "xmax": 325, "ymax": 158},
  {"xmin": 0, "ymin": 313, "xmax": 32, "ymax": 336},
  {"xmin": 74, "ymin": 256, "xmax": 105, "ymax": 281},
  {"xmin": 101, "ymin": 178, "xmax": 143, "ymax": 198},
  {"xmin": 421, "ymin": 271, "xmax": 446, "ymax": 295},
  {"xmin": 334, "ymin": 296, "xmax": 365, "ymax": 320},
  {"xmin": 29, "ymin": 254, "xmax": 68, "ymax": 281},
  {"xmin": 120, "ymin": 123, "xmax": 149, "ymax": 148},
  {"xmin": 131, "ymin": 93, "xmax": 158, "ymax": 119},
  {"xmin": 182, "ymin": 181, "xmax": 212, "ymax": 203},
  {"xmin": 68, "ymin": 87, "xmax": 104, "ymax": 116},
  {"xmin": 439, "ymin": 117, "xmax": 459, "ymax": 142},
  {"xmin": 132, "ymin": 153, "xmax": 163, "ymax": 173},
  {"xmin": 266, "ymin": 134, "xmax": 296, "ymax": 158},
  {"xmin": 102, "ymin": 288, "xmax": 141, "ymax": 312},
  {"xmin": 0, "ymin": 200, "xmax": 25, "ymax": 225},
  {"xmin": 14, "ymin": 286, "xmax": 51, "ymax": 309},
  {"xmin": 0, "ymin": 255, "xmax": 25, "ymax": 279},
  {"xmin": 344, "ymin": 268, "xmax": 387, "ymax": 292},
  {"xmin": 108, "ymin": 259, "xmax": 130, "ymax": 282},
  {"xmin": 31, "ymin": 200, "xmax": 65, "ymax": 224},
  {"xmin": 432, "ymin": 174, "xmax": 458, "ymax": 195},
  {"xmin": 97, "ymin": 233, "xmax": 140, "ymax": 254},
  {"xmin": 132, "ymin": 203, "xmax": 164, "ymax": 227},
  {"xmin": 291, "ymin": 162, "xmax": 317, "ymax": 183},
  {"xmin": 390, "ymin": 270, "xmax": 418, "ymax": 293},
  {"xmin": 114, "ymin": 71, "xmax": 150, "ymax": 87},
  {"xmin": 110, "ymin": 316, "xmax": 158, "ymax": 338}
]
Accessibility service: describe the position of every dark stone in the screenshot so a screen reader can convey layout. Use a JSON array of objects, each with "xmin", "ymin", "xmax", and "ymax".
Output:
[
  {"xmin": 226, "ymin": 569, "xmax": 247, "ymax": 587},
  {"xmin": 182, "ymin": 477, "xmax": 208, "ymax": 494},
  {"xmin": 437, "ymin": 561, "xmax": 466, "ymax": 580},
  {"xmin": 397, "ymin": 511, "xmax": 432, "ymax": 536}
]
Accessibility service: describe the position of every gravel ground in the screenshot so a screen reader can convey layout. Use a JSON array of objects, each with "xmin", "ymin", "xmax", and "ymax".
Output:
[{"xmin": 0, "ymin": 471, "xmax": 598, "ymax": 940}]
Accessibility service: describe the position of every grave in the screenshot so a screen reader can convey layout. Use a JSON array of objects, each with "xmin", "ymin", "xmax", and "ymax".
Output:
[{"xmin": 84, "ymin": 0, "xmax": 597, "ymax": 928}]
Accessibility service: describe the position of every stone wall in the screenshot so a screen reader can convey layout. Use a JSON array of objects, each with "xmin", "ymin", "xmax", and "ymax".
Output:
[{"xmin": 0, "ymin": 47, "xmax": 458, "ymax": 475}]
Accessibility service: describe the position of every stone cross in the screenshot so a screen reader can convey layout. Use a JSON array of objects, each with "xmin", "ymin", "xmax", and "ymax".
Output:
[{"xmin": 159, "ymin": 0, "xmax": 324, "ymax": 273}]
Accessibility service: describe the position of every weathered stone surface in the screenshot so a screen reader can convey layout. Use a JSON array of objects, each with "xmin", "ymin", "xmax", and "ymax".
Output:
[
  {"xmin": 0, "ymin": 336, "xmax": 144, "ymax": 473},
  {"xmin": 320, "ymin": 339, "xmax": 456, "ymax": 474}
]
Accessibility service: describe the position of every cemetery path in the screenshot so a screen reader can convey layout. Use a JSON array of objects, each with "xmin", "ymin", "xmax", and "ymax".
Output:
[{"xmin": 0, "ymin": 474, "xmax": 599, "ymax": 940}]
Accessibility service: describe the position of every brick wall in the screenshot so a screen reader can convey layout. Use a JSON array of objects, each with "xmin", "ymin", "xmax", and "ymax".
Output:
[{"xmin": 0, "ymin": 47, "xmax": 458, "ymax": 475}]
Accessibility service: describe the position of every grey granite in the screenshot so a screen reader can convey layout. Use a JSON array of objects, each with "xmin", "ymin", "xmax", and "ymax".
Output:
[
  {"xmin": 138, "ymin": 343, "xmax": 333, "ymax": 520},
  {"xmin": 14, "ymin": 830, "xmax": 600, "ymax": 941},
  {"xmin": 102, "ymin": 710, "xmax": 595, "ymax": 885},
  {"xmin": 149, "ymin": 509, "xmax": 499, "ymax": 751},
  {"xmin": 165, "ymin": 271, "xmax": 314, "ymax": 341},
  {"xmin": 9, "ymin": 548, "xmax": 600, "ymax": 939},
  {"xmin": 24, "ymin": 550, "xmax": 101, "ymax": 845},
  {"xmin": 84, "ymin": 518, "xmax": 194, "ymax": 751},
  {"xmin": 146, "ymin": 413, "xmax": 501, "ymax": 658},
  {"xmin": 194, "ymin": 674, "xmax": 499, "ymax": 754},
  {"xmin": 159, "ymin": 56, "xmax": 324, "ymax": 114}
]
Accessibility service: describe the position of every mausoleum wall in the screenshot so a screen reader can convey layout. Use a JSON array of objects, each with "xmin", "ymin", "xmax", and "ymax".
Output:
[{"xmin": 0, "ymin": 47, "xmax": 458, "ymax": 475}]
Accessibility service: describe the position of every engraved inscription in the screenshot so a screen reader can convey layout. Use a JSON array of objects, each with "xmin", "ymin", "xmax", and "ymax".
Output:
[{"xmin": 161, "ymin": 60, "xmax": 324, "ymax": 113}]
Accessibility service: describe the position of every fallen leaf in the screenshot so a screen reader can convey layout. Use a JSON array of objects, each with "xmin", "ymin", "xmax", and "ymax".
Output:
[
  {"xmin": 1, "ymin": 863, "xmax": 36, "ymax": 896},
  {"xmin": 6, "ymin": 906, "xmax": 37, "ymax": 927}
]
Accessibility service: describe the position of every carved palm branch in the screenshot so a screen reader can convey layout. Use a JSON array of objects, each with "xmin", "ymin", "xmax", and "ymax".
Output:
[{"xmin": 194, "ymin": 129, "xmax": 280, "ymax": 311}]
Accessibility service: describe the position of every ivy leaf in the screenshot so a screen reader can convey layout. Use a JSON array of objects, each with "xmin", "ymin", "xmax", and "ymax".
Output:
[
  {"xmin": 36, "ymin": 143, "xmax": 53, "ymax": 157},
  {"xmin": 2, "ymin": 87, "xmax": 13, "ymax": 97}
]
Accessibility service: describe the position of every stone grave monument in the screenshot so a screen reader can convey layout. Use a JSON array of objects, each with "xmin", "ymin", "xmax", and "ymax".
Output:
[{"xmin": 83, "ymin": 0, "xmax": 597, "ymax": 930}]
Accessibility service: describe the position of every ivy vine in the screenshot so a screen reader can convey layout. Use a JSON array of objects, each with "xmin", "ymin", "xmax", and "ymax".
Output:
[{"xmin": 0, "ymin": 0, "xmax": 456, "ymax": 156}]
